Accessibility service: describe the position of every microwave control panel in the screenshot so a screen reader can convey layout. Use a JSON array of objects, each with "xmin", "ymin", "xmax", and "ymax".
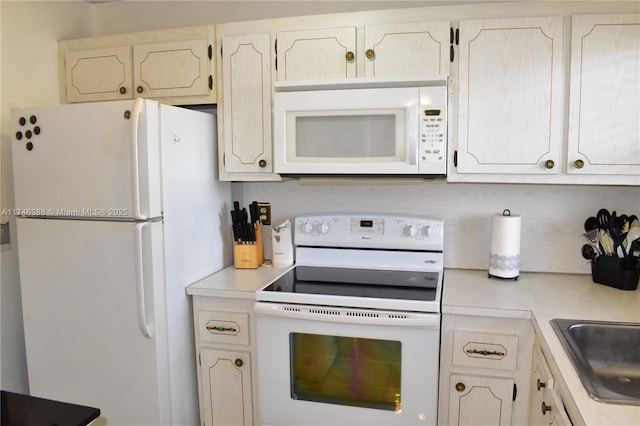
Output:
[{"xmin": 419, "ymin": 106, "xmax": 446, "ymax": 167}]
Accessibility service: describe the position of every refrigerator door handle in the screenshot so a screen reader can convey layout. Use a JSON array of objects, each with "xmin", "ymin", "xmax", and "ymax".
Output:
[
  {"xmin": 134, "ymin": 222, "xmax": 153, "ymax": 339},
  {"xmin": 129, "ymin": 98, "xmax": 145, "ymax": 221}
]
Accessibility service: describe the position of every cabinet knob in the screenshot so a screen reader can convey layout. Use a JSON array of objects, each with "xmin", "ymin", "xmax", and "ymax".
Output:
[
  {"xmin": 365, "ymin": 49, "xmax": 375, "ymax": 59},
  {"xmin": 345, "ymin": 51, "xmax": 355, "ymax": 61},
  {"xmin": 537, "ymin": 378, "xmax": 546, "ymax": 391},
  {"xmin": 574, "ymin": 159, "xmax": 585, "ymax": 169},
  {"xmin": 136, "ymin": 86, "xmax": 144, "ymax": 94},
  {"xmin": 544, "ymin": 159, "xmax": 555, "ymax": 169},
  {"xmin": 541, "ymin": 401, "xmax": 552, "ymax": 415},
  {"xmin": 234, "ymin": 358, "xmax": 244, "ymax": 368},
  {"xmin": 119, "ymin": 87, "xmax": 127, "ymax": 95},
  {"xmin": 258, "ymin": 159, "xmax": 267, "ymax": 168},
  {"xmin": 455, "ymin": 382, "xmax": 466, "ymax": 392}
]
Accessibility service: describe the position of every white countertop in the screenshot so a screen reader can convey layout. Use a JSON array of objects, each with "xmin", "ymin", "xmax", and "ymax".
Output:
[
  {"xmin": 443, "ymin": 269, "xmax": 640, "ymax": 426},
  {"xmin": 186, "ymin": 265, "xmax": 640, "ymax": 425},
  {"xmin": 186, "ymin": 264, "xmax": 293, "ymax": 298}
]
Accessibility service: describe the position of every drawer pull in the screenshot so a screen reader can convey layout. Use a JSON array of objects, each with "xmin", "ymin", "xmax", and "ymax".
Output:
[
  {"xmin": 206, "ymin": 324, "xmax": 237, "ymax": 333},
  {"xmin": 541, "ymin": 401, "xmax": 552, "ymax": 415},
  {"xmin": 466, "ymin": 348, "xmax": 505, "ymax": 357},
  {"xmin": 537, "ymin": 378, "xmax": 547, "ymax": 391}
]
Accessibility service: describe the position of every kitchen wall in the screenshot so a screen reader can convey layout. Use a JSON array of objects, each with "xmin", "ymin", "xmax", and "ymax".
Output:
[
  {"xmin": 1, "ymin": 0, "xmax": 94, "ymax": 393},
  {"xmin": 1, "ymin": 0, "xmax": 638, "ymax": 394}
]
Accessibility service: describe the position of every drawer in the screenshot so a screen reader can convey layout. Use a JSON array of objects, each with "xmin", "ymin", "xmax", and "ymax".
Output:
[
  {"xmin": 452, "ymin": 330, "xmax": 519, "ymax": 371},
  {"xmin": 197, "ymin": 310, "xmax": 250, "ymax": 345}
]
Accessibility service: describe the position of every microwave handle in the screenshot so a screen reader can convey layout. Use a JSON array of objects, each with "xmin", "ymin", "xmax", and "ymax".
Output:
[{"xmin": 408, "ymin": 105, "xmax": 420, "ymax": 166}]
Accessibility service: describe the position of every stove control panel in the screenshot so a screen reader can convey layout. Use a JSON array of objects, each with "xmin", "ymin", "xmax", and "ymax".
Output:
[{"xmin": 295, "ymin": 214, "xmax": 443, "ymax": 251}]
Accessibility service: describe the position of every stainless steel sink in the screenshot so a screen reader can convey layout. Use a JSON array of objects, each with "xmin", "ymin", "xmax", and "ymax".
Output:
[{"xmin": 550, "ymin": 319, "xmax": 640, "ymax": 405}]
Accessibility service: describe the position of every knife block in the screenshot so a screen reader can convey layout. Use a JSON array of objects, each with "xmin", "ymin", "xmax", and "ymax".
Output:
[{"xmin": 233, "ymin": 223, "xmax": 264, "ymax": 269}]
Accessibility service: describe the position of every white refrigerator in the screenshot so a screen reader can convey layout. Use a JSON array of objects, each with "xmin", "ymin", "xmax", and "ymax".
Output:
[{"xmin": 11, "ymin": 99, "xmax": 232, "ymax": 425}]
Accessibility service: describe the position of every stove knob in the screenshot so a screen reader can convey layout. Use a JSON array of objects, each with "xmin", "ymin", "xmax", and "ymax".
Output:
[
  {"xmin": 320, "ymin": 222, "xmax": 330, "ymax": 234},
  {"xmin": 303, "ymin": 222, "xmax": 314, "ymax": 234},
  {"xmin": 422, "ymin": 225, "xmax": 431, "ymax": 237},
  {"xmin": 407, "ymin": 224, "xmax": 419, "ymax": 237}
]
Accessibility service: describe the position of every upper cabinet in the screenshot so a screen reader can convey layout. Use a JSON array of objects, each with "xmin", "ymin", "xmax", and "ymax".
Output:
[
  {"xmin": 275, "ymin": 22, "xmax": 450, "ymax": 82},
  {"xmin": 567, "ymin": 13, "xmax": 640, "ymax": 176},
  {"xmin": 363, "ymin": 22, "xmax": 450, "ymax": 77},
  {"xmin": 64, "ymin": 46, "xmax": 133, "ymax": 102},
  {"xmin": 219, "ymin": 33, "xmax": 274, "ymax": 177},
  {"xmin": 276, "ymin": 27, "xmax": 357, "ymax": 81},
  {"xmin": 59, "ymin": 26, "xmax": 216, "ymax": 105},
  {"xmin": 451, "ymin": 13, "xmax": 639, "ymax": 185},
  {"xmin": 456, "ymin": 17, "xmax": 564, "ymax": 175}
]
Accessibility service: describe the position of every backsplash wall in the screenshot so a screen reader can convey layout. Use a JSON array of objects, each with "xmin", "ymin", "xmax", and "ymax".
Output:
[{"xmin": 241, "ymin": 180, "xmax": 640, "ymax": 274}]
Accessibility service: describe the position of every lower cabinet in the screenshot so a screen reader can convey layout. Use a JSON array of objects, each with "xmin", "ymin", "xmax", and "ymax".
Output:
[
  {"xmin": 191, "ymin": 296, "xmax": 258, "ymax": 426},
  {"xmin": 199, "ymin": 348, "xmax": 254, "ymax": 426},
  {"xmin": 439, "ymin": 314, "xmax": 534, "ymax": 425},
  {"xmin": 448, "ymin": 374, "xmax": 514, "ymax": 425},
  {"xmin": 529, "ymin": 344, "xmax": 572, "ymax": 426}
]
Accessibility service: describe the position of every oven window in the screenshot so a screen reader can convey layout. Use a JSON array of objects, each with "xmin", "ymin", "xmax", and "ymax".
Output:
[{"xmin": 290, "ymin": 333, "xmax": 401, "ymax": 412}]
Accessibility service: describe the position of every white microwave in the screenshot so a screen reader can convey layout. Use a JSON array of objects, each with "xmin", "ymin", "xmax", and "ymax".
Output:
[{"xmin": 273, "ymin": 78, "xmax": 448, "ymax": 178}]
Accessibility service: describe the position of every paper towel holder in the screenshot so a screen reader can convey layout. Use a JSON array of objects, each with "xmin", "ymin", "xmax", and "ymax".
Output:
[{"xmin": 488, "ymin": 209, "xmax": 521, "ymax": 280}]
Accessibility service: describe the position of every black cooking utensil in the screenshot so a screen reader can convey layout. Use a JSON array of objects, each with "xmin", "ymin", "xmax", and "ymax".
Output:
[
  {"xmin": 581, "ymin": 244, "xmax": 596, "ymax": 261},
  {"xmin": 596, "ymin": 208, "xmax": 611, "ymax": 230},
  {"xmin": 584, "ymin": 216, "xmax": 599, "ymax": 232}
]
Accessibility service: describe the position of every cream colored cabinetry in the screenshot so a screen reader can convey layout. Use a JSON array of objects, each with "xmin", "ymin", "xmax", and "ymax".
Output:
[
  {"xmin": 449, "ymin": 374, "xmax": 514, "ymax": 425},
  {"xmin": 219, "ymin": 33, "xmax": 274, "ymax": 177},
  {"xmin": 439, "ymin": 314, "xmax": 534, "ymax": 425},
  {"xmin": 455, "ymin": 16, "xmax": 564, "ymax": 175},
  {"xmin": 191, "ymin": 296, "xmax": 257, "ymax": 426},
  {"xmin": 276, "ymin": 27, "xmax": 357, "ymax": 81},
  {"xmin": 529, "ymin": 345, "xmax": 572, "ymax": 425},
  {"xmin": 64, "ymin": 46, "xmax": 133, "ymax": 102},
  {"xmin": 567, "ymin": 14, "xmax": 640, "ymax": 177},
  {"xmin": 275, "ymin": 22, "xmax": 450, "ymax": 81},
  {"xmin": 59, "ymin": 26, "xmax": 215, "ymax": 105},
  {"xmin": 364, "ymin": 22, "xmax": 450, "ymax": 77}
]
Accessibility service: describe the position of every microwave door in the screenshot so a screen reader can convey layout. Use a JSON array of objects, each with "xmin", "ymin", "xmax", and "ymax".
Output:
[{"xmin": 278, "ymin": 109, "xmax": 419, "ymax": 175}]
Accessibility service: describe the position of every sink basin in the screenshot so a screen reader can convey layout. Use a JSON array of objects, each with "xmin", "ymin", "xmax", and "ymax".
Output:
[{"xmin": 550, "ymin": 319, "xmax": 640, "ymax": 405}]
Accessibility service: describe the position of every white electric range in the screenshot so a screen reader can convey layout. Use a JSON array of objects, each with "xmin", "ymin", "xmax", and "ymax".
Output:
[{"xmin": 255, "ymin": 213, "xmax": 444, "ymax": 426}]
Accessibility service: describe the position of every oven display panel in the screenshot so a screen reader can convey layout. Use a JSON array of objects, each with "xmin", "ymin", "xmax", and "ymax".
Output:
[
  {"xmin": 349, "ymin": 218, "xmax": 384, "ymax": 235},
  {"xmin": 263, "ymin": 266, "xmax": 439, "ymax": 301}
]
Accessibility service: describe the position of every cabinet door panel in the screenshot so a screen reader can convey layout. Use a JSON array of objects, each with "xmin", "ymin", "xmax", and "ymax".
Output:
[
  {"xmin": 200, "ymin": 349, "xmax": 253, "ymax": 426},
  {"xmin": 276, "ymin": 27, "xmax": 356, "ymax": 81},
  {"xmin": 457, "ymin": 17, "xmax": 563, "ymax": 174},
  {"xmin": 221, "ymin": 34, "xmax": 273, "ymax": 173},
  {"xmin": 449, "ymin": 374, "xmax": 513, "ymax": 426},
  {"xmin": 364, "ymin": 22, "xmax": 450, "ymax": 77},
  {"xmin": 567, "ymin": 14, "xmax": 640, "ymax": 175},
  {"xmin": 65, "ymin": 46, "xmax": 132, "ymax": 102},
  {"xmin": 529, "ymin": 346, "xmax": 553, "ymax": 426},
  {"xmin": 133, "ymin": 39, "xmax": 210, "ymax": 98}
]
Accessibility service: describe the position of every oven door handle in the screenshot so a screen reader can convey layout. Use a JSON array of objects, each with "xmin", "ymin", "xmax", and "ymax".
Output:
[{"xmin": 254, "ymin": 302, "xmax": 440, "ymax": 327}]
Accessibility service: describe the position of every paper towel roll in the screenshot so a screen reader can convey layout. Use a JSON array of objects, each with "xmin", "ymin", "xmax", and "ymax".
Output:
[{"xmin": 489, "ymin": 209, "xmax": 521, "ymax": 279}]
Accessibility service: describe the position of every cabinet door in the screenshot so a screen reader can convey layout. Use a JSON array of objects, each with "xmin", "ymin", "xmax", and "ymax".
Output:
[
  {"xmin": 545, "ymin": 388, "xmax": 572, "ymax": 426},
  {"xmin": 200, "ymin": 348, "xmax": 253, "ymax": 426},
  {"xmin": 221, "ymin": 33, "xmax": 273, "ymax": 174},
  {"xmin": 529, "ymin": 346, "xmax": 554, "ymax": 426},
  {"xmin": 133, "ymin": 39, "xmax": 211, "ymax": 99},
  {"xmin": 567, "ymin": 14, "xmax": 640, "ymax": 176},
  {"xmin": 364, "ymin": 22, "xmax": 450, "ymax": 77},
  {"xmin": 449, "ymin": 374, "xmax": 514, "ymax": 426},
  {"xmin": 457, "ymin": 17, "xmax": 564, "ymax": 174},
  {"xmin": 276, "ymin": 27, "xmax": 356, "ymax": 81},
  {"xmin": 65, "ymin": 46, "xmax": 133, "ymax": 102}
]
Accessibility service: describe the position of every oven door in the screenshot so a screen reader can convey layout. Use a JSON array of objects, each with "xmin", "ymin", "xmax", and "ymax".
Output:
[{"xmin": 255, "ymin": 302, "xmax": 440, "ymax": 426}]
